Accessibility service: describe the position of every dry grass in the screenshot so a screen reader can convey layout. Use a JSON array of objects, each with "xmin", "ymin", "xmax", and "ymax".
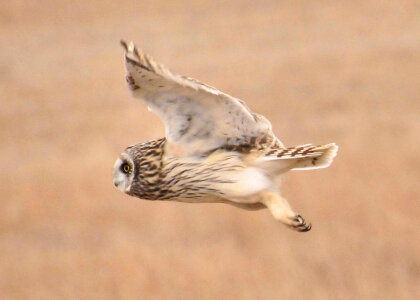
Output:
[{"xmin": 0, "ymin": 0, "xmax": 419, "ymax": 299}]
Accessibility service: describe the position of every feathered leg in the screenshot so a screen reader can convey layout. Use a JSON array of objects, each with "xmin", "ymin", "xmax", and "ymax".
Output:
[{"xmin": 260, "ymin": 192, "xmax": 312, "ymax": 232}]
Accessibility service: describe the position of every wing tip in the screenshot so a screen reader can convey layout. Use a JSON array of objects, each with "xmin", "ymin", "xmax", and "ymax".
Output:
[
  {"xmin": 120, "ymin": 39, "xmax": 128, "ymax": 51},
  {"xmin": 120, "ymin": 39, "xmax": 141, "ymax": 60}
]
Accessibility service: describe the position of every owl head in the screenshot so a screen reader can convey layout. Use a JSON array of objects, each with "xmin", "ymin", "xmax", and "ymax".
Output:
[
  {"xmin": 113, "ymin": 150, "xmax": 136, "ymax": 192},
  {"xmin": 113, "ymin": 138, "xmax": 166, "ymax": 198}
]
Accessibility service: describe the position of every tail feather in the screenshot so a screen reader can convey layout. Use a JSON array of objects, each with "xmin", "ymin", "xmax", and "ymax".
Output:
[
  {"xmin": 292, "ymin": 143, "xmax": 338, "ymax": 170},
  {"xmin": 255, "ymin": 143, "xmax": 339, "ymax": 174}
]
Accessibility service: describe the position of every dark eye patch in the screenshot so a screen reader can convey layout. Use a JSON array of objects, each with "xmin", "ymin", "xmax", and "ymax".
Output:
[{"xmin": 121, "ymin": 162, "xmax": 131, "ymax": 174}]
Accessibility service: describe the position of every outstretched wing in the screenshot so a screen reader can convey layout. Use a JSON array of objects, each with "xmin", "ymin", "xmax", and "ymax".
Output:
[{"xmin": 121, "ymin": 40, "xmax": 277, "ymax": 156}]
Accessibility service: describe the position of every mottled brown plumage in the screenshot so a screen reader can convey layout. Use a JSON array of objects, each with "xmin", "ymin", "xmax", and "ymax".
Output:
[{"xmin": 113, "ymin": 40, "xmax": 339, "ymax": 232}]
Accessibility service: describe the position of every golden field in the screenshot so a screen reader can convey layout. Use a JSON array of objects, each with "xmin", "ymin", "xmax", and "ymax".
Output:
[{"xmin": 0, "ymin": 1, "xmax": 419, "ymax": 299}]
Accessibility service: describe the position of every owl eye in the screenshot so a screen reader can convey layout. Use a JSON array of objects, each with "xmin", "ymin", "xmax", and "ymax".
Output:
[{"xmin": 121, "ymin": 163, "xmax": 131, "ymax": 174}]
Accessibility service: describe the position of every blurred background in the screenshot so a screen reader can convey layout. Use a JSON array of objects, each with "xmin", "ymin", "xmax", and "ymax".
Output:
[{"xmin": 0, "ymin": 0, "xmax": 419, "ymax": 299}]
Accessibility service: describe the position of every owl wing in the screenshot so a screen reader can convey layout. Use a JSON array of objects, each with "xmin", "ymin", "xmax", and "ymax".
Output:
[{"xmin": 121, "ymin": 40, "xmax": 278, "ymax": 156}]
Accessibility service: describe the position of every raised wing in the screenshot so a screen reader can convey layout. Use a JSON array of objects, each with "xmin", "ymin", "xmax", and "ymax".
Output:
[{"xmin": 121, "ymin": 40, "xmax": 278, "ymax": 156}]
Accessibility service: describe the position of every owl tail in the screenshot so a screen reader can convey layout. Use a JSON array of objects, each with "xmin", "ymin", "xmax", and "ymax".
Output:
[
  {"xmin": 255, "ymin": 143, "xmax": 338, "ymax": 174},
  {"xmin": 290, "ymin": 143, "xmax": 338, "ymax": 170}
]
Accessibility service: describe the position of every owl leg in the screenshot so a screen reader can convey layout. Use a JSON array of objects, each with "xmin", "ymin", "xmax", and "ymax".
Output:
[{"xmin": 260, "ymin": 192, "xmax": 311, "ymax": 232}]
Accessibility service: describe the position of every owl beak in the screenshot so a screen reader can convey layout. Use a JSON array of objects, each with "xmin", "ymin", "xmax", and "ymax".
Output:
[{"xmin": 113, "ymin": 178, "xmax": 126, "ymax": 191}]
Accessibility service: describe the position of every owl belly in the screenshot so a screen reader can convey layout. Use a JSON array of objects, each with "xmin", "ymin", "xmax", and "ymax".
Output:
[
  {"xmin": 161, "ymin": 151, "xmax": 272, "ymax": 203},
  {"xmin": 209, "ymin": 166, "xmax": 271, "ymax": 201}
]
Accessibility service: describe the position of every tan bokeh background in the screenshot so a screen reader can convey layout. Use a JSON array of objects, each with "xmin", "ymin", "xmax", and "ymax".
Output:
[{"xmin": 1, "ymin": 1, "xmax": 419, "ymax": 299}]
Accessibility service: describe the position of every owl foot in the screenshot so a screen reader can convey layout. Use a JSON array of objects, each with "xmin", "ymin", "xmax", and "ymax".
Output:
[
  {"xmin": 288, "ymin": 214, "xmax": 312, "ymax": 232},
  {"xmin": 260, "ymin": 192, "xmax": 312, "ymax": 232}
]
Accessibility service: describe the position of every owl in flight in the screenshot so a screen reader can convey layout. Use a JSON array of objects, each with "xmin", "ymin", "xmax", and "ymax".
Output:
[{"xmin": 114, "ymin": 40, "xmax": 338, "ymax": 232}]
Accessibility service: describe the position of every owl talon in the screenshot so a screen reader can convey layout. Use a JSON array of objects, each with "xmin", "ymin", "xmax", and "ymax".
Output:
[{"xmin": 288, "ymin": 214, "xmax": 312, "ymax": 232}]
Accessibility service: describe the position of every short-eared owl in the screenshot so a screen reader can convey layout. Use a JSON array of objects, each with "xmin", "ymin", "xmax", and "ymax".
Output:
[{"xmin": 114, "ymin": 40, "xmax": 338, "ymax": 232}]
